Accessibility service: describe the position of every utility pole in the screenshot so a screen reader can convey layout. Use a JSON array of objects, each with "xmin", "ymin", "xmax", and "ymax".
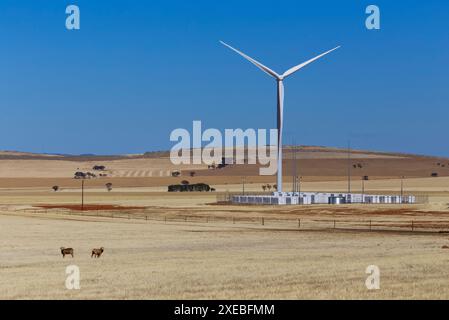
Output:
[
  {"xmin": 242, "ymin": 176, "xmax": 246, "ymax": 196},
  {"xmin": 400, "ymin": 175, "xmax": 404, "ymax": 203},
  {"xmin": 292, "ymin": 144, "xmax": 298, "ymax": 193},
  {"xmin": 361, "ymin": 177, "xmax": 365, "ymax": 204},
  {"xmin": 292, "ymin": 145, "xmax": 295, "ymax": 192},
  {"xmin": 347, "ymin": 140, "xmax": 351, "ymax": 202},
  {"xmin": 81, "ymin": 179, "xmax": 85, "ymax": 210}
]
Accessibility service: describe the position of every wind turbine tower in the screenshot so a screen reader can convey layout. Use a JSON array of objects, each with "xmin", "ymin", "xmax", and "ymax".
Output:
[{"xmin": 220, "ymin": 41, "xmax": 340, "ymax": 193}]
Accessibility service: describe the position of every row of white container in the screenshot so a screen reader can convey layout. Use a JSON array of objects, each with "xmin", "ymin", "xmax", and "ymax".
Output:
[{"xmin": 232, "ymin": 192, "xmax": 416, "ymax": 205}]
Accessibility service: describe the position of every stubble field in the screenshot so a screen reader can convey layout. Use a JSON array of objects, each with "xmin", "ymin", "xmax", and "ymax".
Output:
[
  {"xmin": 1, "ymin": 186, "xmax": 449, "ymax": 299},
  {"xmin": 1, "ymin": 148, "xmax": 449, "ymax": 299},
  {"xmin": 2, "ymin": 209, "xmax": 449, "ymax": 299}
]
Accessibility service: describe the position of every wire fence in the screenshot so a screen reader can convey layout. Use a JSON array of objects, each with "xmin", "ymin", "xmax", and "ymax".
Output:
[{"xmin": 5, "ymin": 207, "xmax": 449, "ymax": 234}]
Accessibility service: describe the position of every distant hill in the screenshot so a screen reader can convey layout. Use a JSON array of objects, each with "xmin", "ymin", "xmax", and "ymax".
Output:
[{"xmin": 0, "ymin": 146, "xmax": 447, "ymax": 161}]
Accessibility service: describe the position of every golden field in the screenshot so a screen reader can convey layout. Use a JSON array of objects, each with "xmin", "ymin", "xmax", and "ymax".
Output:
[{"xmin": 1, "ymin": 147, "xmax": 449, "ymax": 299}]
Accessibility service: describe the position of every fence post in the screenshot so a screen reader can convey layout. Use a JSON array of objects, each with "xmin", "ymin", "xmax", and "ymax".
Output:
[
  {"xmin": 233, "ymin": 217, "xmax": 235, "ymax": 224},
  {"xmin": 145, "ymin": 215, "xmax": 148, "ymax": 221},
  {"xmin": 369, "ymin": 220, "xmax": 372, "ymax": 231},
  {"xmin": 411, "ymin": 220, "xmax": 414, "ymax": 232},
  {"xmin": 164, "ymin": 216, "xmax": 167, "ymax": 224},
  {"xmin": 262, "ymin": 217, "xmax": 264, "ymax": 226},
  {"xmin": 298, "ymin": 219, "xmax": 301, "ymax": 229},
  {"xmin": 333, "ymin": 220, "xmax": 336, "ymax": 229},
  {"xmin": 128, "ymin": 214, "xmax": 130, "ymax": 219}
]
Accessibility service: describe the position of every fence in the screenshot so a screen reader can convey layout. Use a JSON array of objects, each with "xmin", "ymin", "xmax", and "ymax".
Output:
[{"xmin": 6, "ymin": 207, "xmax": 449, "ymax": 234}]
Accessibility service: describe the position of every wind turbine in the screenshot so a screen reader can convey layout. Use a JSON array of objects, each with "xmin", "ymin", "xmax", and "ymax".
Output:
[{"xmin": 220, "ymin": 41, "xmax": 340, "ymax": 193}]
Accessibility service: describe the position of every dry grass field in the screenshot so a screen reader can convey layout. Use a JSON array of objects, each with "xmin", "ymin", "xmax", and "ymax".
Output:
[
  {"xmin": 1, "ymin": 147, "xmax": 449, "ymax": 299},
  {"xmin": 2, "ymin": 209, "xmax": 449, "ymax": 299}
]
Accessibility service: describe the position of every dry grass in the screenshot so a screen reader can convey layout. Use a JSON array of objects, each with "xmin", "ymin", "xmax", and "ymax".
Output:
[
  {"xmin": 1, "ymin": 148, "xmax": 449, "ymax": 299},
  {"xmin": 2, "ymin": 205, "xmax": 449, "ymax": 299}
]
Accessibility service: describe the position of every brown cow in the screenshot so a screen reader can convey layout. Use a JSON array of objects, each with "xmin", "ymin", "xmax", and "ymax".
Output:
[
  {"xmin": 60, "ymin": 247, "xmax": 74, "ymax": 258},
  {"xmin": 91, "ymin": 247, "xmax": 104, "ymax": 258}
]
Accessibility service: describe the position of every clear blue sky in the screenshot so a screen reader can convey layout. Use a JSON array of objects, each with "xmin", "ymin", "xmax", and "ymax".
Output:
[{"xmin": 0, "ymin": 0, "xmax": 448, "ymax": 156}]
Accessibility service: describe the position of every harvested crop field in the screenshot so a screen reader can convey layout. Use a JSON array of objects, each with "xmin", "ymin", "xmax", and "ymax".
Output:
[
  {"xmin": 2, "ymin": 210, "xmax": 449, "ymax": 299},
  {"xmin": 1, "ymin": 147, "xmax": 449, "ymax": 299}
]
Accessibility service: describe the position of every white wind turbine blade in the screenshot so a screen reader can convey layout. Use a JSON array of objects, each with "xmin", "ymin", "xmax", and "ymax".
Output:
[
  {"xmin": 282, "ymin": 46, "xmax": 340, "ymax": 79},
  {"xmin": 220, "ymin": 41, "xmax": 281, "ymax": 79}
]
